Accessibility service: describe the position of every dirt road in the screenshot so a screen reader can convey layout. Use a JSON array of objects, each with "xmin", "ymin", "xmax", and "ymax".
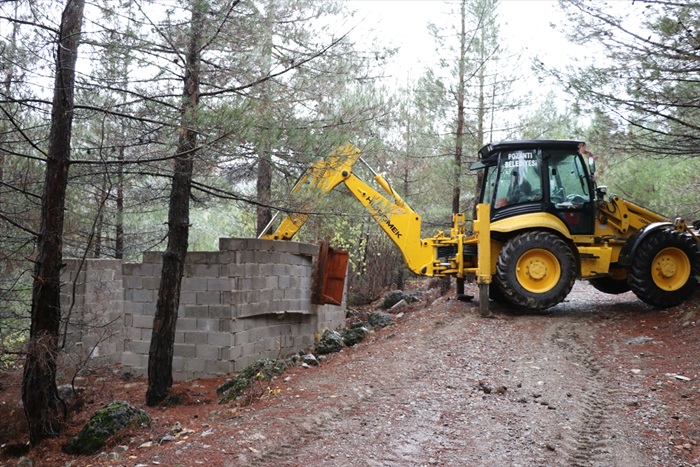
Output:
[
  {"xmin": 12, "ymin": 282, "xmax": 700, "ymax": 466},
  {"xmin": 229, "ymin": 283, "xmax": 698, "ymax": 467}
]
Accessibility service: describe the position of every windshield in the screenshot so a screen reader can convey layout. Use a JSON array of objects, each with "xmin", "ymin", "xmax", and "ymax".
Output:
[{"xmin": 491, "ymin": 150, "xmax": 542, "ymax": 209}]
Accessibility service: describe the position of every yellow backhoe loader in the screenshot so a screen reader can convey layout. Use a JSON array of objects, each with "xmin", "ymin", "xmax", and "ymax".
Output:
[{"xmin": 260, "ymin": 141, "xmax": 700, "ymax": 315}]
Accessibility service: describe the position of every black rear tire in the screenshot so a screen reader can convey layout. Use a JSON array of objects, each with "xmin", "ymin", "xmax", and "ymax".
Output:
[
  {"xmin": 495, "ymin": 231, "xmax": 577, "ymax": 310},
  {"xmin": 628, "ymin": 229, "xmax": 700, "ymax": 308},
  {"xmin": 589, "ymin": 276, "xmax": 630, "ymax": 295}
]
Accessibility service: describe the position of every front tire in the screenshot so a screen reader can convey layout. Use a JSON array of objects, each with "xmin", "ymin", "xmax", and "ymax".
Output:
[
  {"xmin": 628, "ymin": 229, "xmax": 700, "ymax": 308},
  {"xmin": 495, "ymin": 231, "xmax": 577, "ymax": 310}
]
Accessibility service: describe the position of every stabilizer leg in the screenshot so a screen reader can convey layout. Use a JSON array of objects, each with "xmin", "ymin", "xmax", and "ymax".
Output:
[{"xmin": 479, "ymin": 283, "xmax": 493, "ymax": 318}]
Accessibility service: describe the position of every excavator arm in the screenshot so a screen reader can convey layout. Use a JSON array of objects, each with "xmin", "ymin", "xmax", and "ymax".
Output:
[
  {"xmin": 259, "ymin": 143, "xmax": 492, "ymax": 286},
  {"xmin": 260, "ymin": 143, "xmax": 434, "ymax": 274}
]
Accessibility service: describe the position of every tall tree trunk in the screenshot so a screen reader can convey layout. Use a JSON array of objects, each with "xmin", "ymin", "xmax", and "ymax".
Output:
[
  {"xmin": 146, "ymin": 2, "xmax": 202, "ymax": 406},
  {"xmin": 115, "ymin": 145, "xmax": 124, "ymax": 259},
  {"xmin": 452, "ymin": 0, "xmax": 467, "ymax": 216},
  {"xmin": 22, "ymin": 0, "xmax": 84, "ymax": 445},
  {"xmin": 255, "ymin": 1, "xmax": 275, "ymax": 236},
  {"xmin": 256, "ymin": 148, "xmax": 272, "ymax": 235},
  {"xmin": 453, "ymin": 0, "xmax": 467, "ymax": 295},
  {"xmin": 94, "ymin": 176, "xmax": 107, "ymax": 257}
]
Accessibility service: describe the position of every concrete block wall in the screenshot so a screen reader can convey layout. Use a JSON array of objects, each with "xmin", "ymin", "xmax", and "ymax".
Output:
[
  {"xmin": 61, "ymin": 238, "xmax": 347, "ymax": 380},
  {"xmin": 61, "ymin": 259, "xmax": 126, "ymax": 367}
]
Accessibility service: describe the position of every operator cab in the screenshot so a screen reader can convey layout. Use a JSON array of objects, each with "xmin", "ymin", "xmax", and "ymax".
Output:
[{"xmin": 471, "ymin": 140, "xmax": 596, "ymax": 235}]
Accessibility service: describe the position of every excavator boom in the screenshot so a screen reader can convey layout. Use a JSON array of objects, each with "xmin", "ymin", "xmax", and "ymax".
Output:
[{"xmin": 260, "ymin": 143, "xmax": 492, "ymax": 287}]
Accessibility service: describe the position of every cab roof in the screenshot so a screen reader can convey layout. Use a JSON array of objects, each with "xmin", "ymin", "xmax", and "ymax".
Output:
[{"xmin": 477, "ymin": 140, "xmax": 585, "ymax": 163}]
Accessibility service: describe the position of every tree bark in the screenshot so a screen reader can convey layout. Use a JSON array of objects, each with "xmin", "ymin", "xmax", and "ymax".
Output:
[
  {"xmin": 115, "ymin": 145, "xmax": 124, "ymax": 259},
  {"xmin": 146, "ymin": 2, "xmax": 202, "ymax": 406},
  {"xmin": 22, "ymin": 0, "xmax": 85, "ymax": 445},
  {"xmin": 452, "ymin": 0, "xmax": 467, "ymax": 216},
  {"xmin": 453, "ymin": 0, "xmax": 467, "ymax": 295}
]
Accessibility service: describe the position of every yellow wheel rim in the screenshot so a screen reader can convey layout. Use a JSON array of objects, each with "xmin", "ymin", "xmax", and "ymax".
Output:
[
  {"xmin": 516, "ymin": 248, "xmax": 561, "ymax": 293},
  {"xmin": 651, "ymin": 247, "xmax": 691, "ymax": 291}
]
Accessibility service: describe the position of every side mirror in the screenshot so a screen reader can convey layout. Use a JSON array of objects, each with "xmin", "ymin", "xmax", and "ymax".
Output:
[{"xmin": 588, "ymin": 156, "xmax": 596, "ymax": 176}]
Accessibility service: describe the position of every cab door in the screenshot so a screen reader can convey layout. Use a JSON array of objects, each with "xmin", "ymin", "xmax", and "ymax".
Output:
[{"xmin": 546, "ymin": 151, "xmax": 595, "ymax": 235}]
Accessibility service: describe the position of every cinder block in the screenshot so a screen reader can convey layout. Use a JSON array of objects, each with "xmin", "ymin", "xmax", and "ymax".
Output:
[
  {"xmin": 183, "ymin": 277, "xmax": 207, "ymax": 292},
  {"xmin": 173, "ymin": 371, "xmax": 192, "ymax": 381},
  {"xmin": 197, "ymin": 318, "xmax": 220, "ymax": 332},
  {"xmin": 196, "ymin": 291, "xmax": 221, "ymax": 305},
  {"xmin": 125, "ymin": 326, "xmax": 142, "ymax": 341},
  {"xmin": 208, "ymin": 305, "xmax": 232, "ymax": 319},
  {"xmin": 184, "ymin": 331, "xmax": 209, "ymax": 345},
  {"xmin": 142, "ymin": 302, "xmax": 157, "ymax": 315},
  {"xmin": 219, "ymin": 238, "xmax": 249, "ymax": 251},
  {"xmin": 244, "ymin": 290, "xmax": 260, "ymax": 304},
  {"xmin": 121, "ymin": 263, "xmax": 142, "ymax": 276},
  {"xmin": 233, "ymin": 330, "xmax": 250, "ymax": 347},
  {"xmin": 227, "ymin": 345, "xmax": 243, "ymax": 361},
  {"xmin": 219, "ymin": 319, "xmax": 234, "ymax": 332},
  {"xmin": 123, "ymin": 276, "xmax": 143, "ymax": 289},
  {"xmin": 215, "ymin": 251, "xmax": 234, "ymax": 264},
  {"xmin": 241, "ymin": 342, "xmax": 256, "ymax": 358},
  {"xmin": 259, "ymin": 264, "xmax": 273, "ymax": 276},
  {"xmin": 236, "ymin": 277, "xmax": 253, "ymax": 291},
  {"xmin": 299, "ymin": 275, "xmax": 312, "ymax": 290},
  {"xmin": 185, "ymin": 357, "xmax": 206, "ymax": 373},
  {"xmin": 129, "ymin": 340, "xmax": 151, "ymax": 355},
  {"xmin": 253, "ymin": 340, "xmax": 271, "ymax": 356},
  {"xmin": 132, "ymin": 289, "xmax": 154, "ymax": 303},
  {"xmin": 176, "ymin": 317, "xmax": 198, "ymax": 331},
  {"xmin": 142, "ymin": 276, "xmax": 161, "ymax": 290},
  {"xmin": 197, "ymin": 263, "xmax": 220, "ymax": 277},
  {"xmin": 172, "ymin": 356, "xmax": 186, "ymax": 372},
  {"xmin": 207, "ymin": 278, "xmax": 231, "ymax": 292},
  {"xmin": 284, "ymin": 288, "xmax": 301, "ymax": 300},
  {"xmin": 234, "ymin": 356, "xmax": 254, "ymax": 372},
  {"xmin": 195, "ymin": 344, "xmax": 220, "ymax": 360},
  {"xmin": 238, "ymin": 250, "xmax": 256, "ymax": 263},
  {"xmin": 278, "ymin": 276, "xmax": 291, "ymax": 288},
  {"xmin": 132, "ymin": 314, "xmax": 154, "ymax": 329},
  {"xmin": 252, "ymin": 277, "xmax": 267, "ymax": 290},
  {"xmin": 244, "ymin": 263, "xmax": 261, "ymax": 277},
  {"xmin": 179, "ymin": 291, "xmax": 196, "ymax": 305},
  {"xmin": 298, "ymin": 243, "xmax": 319, "ymax": 257},
  {"xmin": 184, "ymin": 305, "xmax": 208, "ymax": 318},
  {"xmin": 264, "ymin": 276, "xmax": 278, "ymax": 289},
  {"xmin": 224, "ymin": 264, "xmax": 245, "ymax": 277},
  {"xmin": 208, "ymin": 332, "xmax": 232, "ymax": 347},
  {"xmin": 206, "ymin": 359, "xmax": 233, "ymax": 375},
  {"xmin": 227, "ymin": 291, "xmax": 245, "ymax": 306},
  {"xmin": 174, "ymin": 343, "xmax": 197, "ymax": 358},
  {"xmin": 258, "ymin": 250, "xmax": 281, "ymax": 264},
  {"xmin": 121, "ymin": 351, "xmax": 145, "ymax": 368}
]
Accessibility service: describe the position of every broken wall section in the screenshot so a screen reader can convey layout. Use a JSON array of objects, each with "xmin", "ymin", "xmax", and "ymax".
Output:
[{"xmin": 61, "ymin": 238, "xmax": 346, "ymax": 380}]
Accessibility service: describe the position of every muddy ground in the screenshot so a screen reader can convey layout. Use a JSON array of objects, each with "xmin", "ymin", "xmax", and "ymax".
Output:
[{"xmin": 1, "ymin": 281, "xmax": 699, "ymax": 467}]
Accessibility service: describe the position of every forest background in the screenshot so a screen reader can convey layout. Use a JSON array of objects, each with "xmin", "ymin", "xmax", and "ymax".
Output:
[{"xmin": 1, "ymin": 0, "xmax": 699, "ymax": 444}]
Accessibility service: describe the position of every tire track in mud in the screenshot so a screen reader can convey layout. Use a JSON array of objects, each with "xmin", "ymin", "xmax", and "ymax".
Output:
[
  {"xmin": 549, "ymin": 322, "xmax": 615, "ymax": 467},
  {"xmin": 241, "ymin": 337, "xmax": 448, "ymax": 466}
]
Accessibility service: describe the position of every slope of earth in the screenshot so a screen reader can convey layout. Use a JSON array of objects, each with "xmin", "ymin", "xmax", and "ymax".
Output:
[{"xmin": 1, "ymin": 282, "xmax": 699, "ymax": 467}]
